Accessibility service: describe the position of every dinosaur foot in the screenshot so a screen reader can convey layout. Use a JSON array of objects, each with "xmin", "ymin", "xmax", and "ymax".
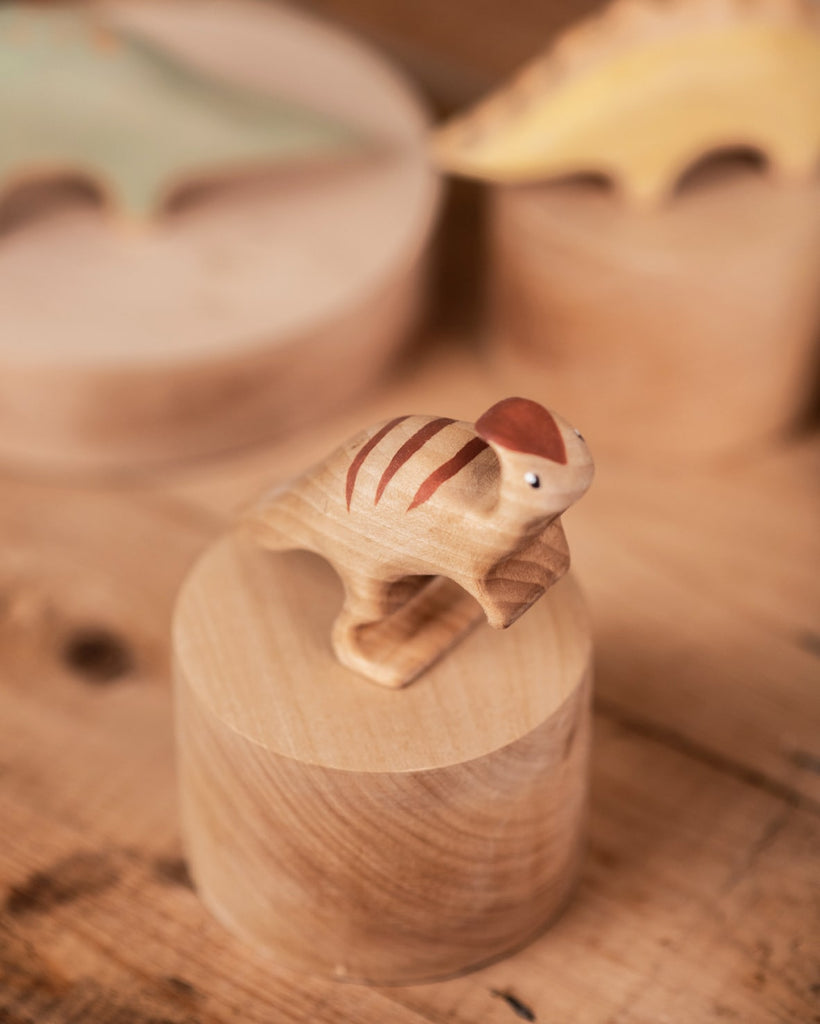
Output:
[{"xmin": 331, "ymin": 576, "xmax": 486, "ymax": 688}]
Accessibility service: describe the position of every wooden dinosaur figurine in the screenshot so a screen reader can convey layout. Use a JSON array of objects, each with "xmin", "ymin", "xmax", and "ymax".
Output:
[
  {"xmin": 0, "ymin": 3, "xmax": 362, "ymax": 222},
  {"xmin": 431, "ymin": 0, "xmax": 820, "ymax": 206},
  {"xmin": 243, "ymin": 397, "xmax": 593, "ymax": 687}
]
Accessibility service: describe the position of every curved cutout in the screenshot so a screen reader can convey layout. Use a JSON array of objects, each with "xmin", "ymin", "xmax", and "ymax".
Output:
[
  {"xmin": 0, "ymin": 173, "xmax": 109, "ymax": 235},
  {"xmin": 546, "ymin": 171, "xmax": 617, "ymax": 196},
  {"xmin": 384, "ymin": 574, "xmax": 436, "ymax": 614},
  {"xmin": 674, "ymin": 145, "xmax": 769, "ymax": 196},
  {"xmin": 335, "ymin": 575, "xmax": 485, "ymax": 688}
]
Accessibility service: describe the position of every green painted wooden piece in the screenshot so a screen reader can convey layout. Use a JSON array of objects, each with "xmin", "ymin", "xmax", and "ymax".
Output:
[{"xmin": 0, "ymin": 4, "xmax": 364, "ymax": 219}]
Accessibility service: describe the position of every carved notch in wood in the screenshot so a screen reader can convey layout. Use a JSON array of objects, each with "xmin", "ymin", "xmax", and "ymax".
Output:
[{"xmin": 242, "ymin": 397, "xmax": 594, "ymax": 688}]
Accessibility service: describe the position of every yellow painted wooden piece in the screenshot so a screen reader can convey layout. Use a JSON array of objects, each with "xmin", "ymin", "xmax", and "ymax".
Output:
[{"xmin": 432, "ymin": 0, "xmax": 820, "ymax": 205}]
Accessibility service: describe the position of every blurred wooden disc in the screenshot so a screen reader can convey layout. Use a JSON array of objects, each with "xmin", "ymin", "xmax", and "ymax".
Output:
[{"xmin": 0, "ymin": 0, "xmax": 440, "ymax": 474}]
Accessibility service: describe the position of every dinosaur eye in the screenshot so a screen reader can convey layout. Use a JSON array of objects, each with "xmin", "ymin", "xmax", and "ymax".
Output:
[
  {"xmin": 574, "ymin": 429, "xmax": 585, "ymax": 441},
  {"xmin": 524, "ymin": 471, "xmax": 540, "ymax": 489}
]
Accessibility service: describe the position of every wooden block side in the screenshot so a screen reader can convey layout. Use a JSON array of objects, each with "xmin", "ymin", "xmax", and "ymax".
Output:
[
  {"xmin": 488, "ymin": 176, "xmax": 820, "ymax": 460},
  {"xmin": 175, "ymin": 660, "xmax": 591, "ymax": 984},
  {"xmin": 0, "ymin": 250, "xmax": 427, "ymax": 473}
]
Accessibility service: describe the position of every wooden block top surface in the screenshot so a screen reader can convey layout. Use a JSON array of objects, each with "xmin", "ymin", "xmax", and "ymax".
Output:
[{"xmin": 174, "ymin": 536, "xmax": 591, "ymax": 772}]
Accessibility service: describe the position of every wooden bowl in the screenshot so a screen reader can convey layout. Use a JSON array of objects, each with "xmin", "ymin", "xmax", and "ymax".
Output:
[{"xmin": 0, "ymin": 0, "xmax": 441, "ymax": 474}]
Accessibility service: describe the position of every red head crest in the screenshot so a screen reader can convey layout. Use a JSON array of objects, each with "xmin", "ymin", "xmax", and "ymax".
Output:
[{"xmin": 475, "ymin": 397, "xmax": 567, "ymax": 464}]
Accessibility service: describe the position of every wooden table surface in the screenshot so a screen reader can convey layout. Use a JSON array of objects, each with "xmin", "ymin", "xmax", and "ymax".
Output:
[
  {"xmin": 2, "ymin": 4, "xmax": 820, "ymax": 1021},
  {"xmin": 1, "ymin": 315, "xmax": 818, "ymax": 1023}
]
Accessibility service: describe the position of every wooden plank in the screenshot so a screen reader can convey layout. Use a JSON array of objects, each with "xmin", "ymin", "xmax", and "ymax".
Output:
[
  {"xmin": 570, "ymin": 437, "xmax": 820, "ymax": 807},
  {"xmin": 1, "ymin": 430, "xmax": 818, "ymax": 1020},
  {"xmin": 0, "ymin": 291, "xmax": 817, "ymax": 1024},
  {"xmin": 0, "ymin": 481, "xmax": 434, "ymax": 1024},
  {"xmin": 1, "ymin": 613, "xmax": 816, "ymax": 1021},
  {"xmin": 0, "ymin": 810, "xmax": 436, "ymax": 1024}
]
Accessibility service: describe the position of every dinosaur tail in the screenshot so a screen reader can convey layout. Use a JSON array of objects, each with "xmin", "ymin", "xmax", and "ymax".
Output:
[{"xmin": 237, "ymin": 484, "xmax": 295, "ymax": 552}]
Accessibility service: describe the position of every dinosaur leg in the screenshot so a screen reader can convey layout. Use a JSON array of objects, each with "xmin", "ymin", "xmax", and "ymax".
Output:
[
  {"xmin": 331, "ymin": 572, "xmax": 484, "ymax": 688},
  {"xmin": 331, "ymin": 571, "xmax": 401, "ymax": 685},
  {"xmin": 474, "ymin": 521, "xmax": 571, "ymax": 630}
]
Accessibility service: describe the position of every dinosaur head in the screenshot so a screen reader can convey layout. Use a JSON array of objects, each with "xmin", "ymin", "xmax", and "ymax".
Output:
[{"xmin": 475, "ymin": 397, "xmax": 593, "ymax": 526}]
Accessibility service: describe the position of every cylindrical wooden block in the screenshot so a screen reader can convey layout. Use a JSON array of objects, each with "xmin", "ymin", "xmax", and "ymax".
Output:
[
  {"xmin": 489, "ymin": 174, "xmax": 820, "ymax": 461},
  {"xmin": 173, "ymin": 536, "xmax": 592, "ymax": 984}
]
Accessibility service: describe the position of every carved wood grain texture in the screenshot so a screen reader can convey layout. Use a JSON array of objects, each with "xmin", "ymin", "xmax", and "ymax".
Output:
[
  {"xmin": 1, "ymin": 2, "xmax": 818, "ymax": 1014},
  {"xmin": 241, "ymin": 400, "xmax": 591, "ymax": 686},
  {"xmin": 0, "ymin": 361, "xmax": 817, "ymax": 1020}
]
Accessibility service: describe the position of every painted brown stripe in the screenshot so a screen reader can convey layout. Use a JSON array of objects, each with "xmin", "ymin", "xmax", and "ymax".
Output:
[
  {"xmin": 375, "ymin": 417, "xmax": 455, "ymax": 505},
  {"xmin": 346, "ymin": 416, "xmax": 408, "ymax": 510},
  {"xmin": 408, "ymin": 436, "xmax": 489, "ymax": 511}
]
